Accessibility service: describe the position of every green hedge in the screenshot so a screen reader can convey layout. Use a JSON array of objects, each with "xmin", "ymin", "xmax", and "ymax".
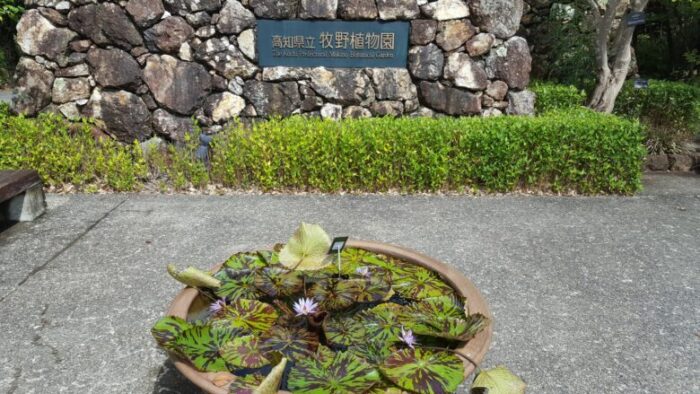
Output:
[
  {"xmin": 211, "ymin": 110, "xmax": 644, "ymax": 194},
  {"xmin": 0, "ymin": 108, "xmax": 645, "ymax": 194},
  {"xmin": 0, "ymin": 111, "xmax": 147, "ymax": 191},
  {"xmin": 615, "ymin": 80, "xmax": 700, "ymax": 153},
  {"xmin": 530, "ymin": 81, "xmax": 587, "ymax": 114},
  {"xmin": 616, "ymin": 79, "xmax": 700, "ymax": 128}
]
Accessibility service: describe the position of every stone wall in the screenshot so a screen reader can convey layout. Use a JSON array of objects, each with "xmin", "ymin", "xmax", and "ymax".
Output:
[{"xmin": 13, "ymin": 0, "xmax": 534, "ymax": 142}]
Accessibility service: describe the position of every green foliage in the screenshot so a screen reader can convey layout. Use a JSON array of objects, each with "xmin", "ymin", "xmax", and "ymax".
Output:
[
  {"xmin": 0, "ymin": 0, "xmax": 23, "ymax": 23},
  {"xmin": 211, "ymin": 111, "xmax": 644, "ymax": 194},
  {"xmin": 0, "ymin": 110, "xmax": 645, "ymax": 194},
  {"xmin": 173, "ymin": 324, "xmax": 241, "ymax": 372},
  {"xmin": 471, "ymin": 366, "xmax": 526, "ymax": 394},
  {"xmin": 287, "ymin": 350, "xmax": 381, "ymax": 393},
  {"xmin": 0, "ymin": 113, "xmax": 147, "ymax": 191},
  {"xmin": 530, "ymin": 81, "xmax": 587, "ymax": 113},
  {"xmin": 534, "ymin": 2, "xmax": 596, "ymax": 89},
  {"xmin": 380, "ymin": 348, "xmax": 465, "ymax": 394},
  {"xmin": 615, "ymin": 79, "xmax": 700, "ymax": 153}
]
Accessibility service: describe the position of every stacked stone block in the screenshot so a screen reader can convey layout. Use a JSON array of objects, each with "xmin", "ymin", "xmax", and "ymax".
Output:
[{"xmin": 13, "ymin": 0, "xmax": 534, "ymax": 142}]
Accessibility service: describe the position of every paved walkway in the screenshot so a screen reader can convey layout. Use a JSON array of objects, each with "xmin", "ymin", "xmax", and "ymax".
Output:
[{"xmin": 0, "ymin": 174, "xmax": 698, "ymax": 393}]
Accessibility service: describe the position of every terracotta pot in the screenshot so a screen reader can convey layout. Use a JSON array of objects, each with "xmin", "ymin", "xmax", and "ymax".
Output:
[{"xmin": 165, "ymin": 239, "xmax": 494, "ymax": 394}]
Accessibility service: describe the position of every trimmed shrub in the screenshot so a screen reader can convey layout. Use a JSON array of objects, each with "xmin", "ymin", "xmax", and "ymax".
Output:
[
  {"xmin": 0, "ymin": 113, "xmax": 147, "ymax": 191},
  {"xmin": 615, "ymin": 79, "xmax": 700, "ymax": 153},
  {"xmin": 211, "ymin": 109, "xmax": 645, "ymax": 194},
  {"xmin": 0, "ymin": 109, "xmax": 645, "ymax": 194},
  {"xmin": 531, "ymin": 81, "xmax": 587, "ymax": 113}
]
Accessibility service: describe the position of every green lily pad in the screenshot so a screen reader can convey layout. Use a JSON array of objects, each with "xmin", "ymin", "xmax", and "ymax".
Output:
[
  {"xmin": 355, "ymin": 274, "xmax": 393, "ymax": 303},
  {"xmin": 358, "ymin": 303, "xmax": 409, "ymax": 346},
  {"xmin": 279, "ymin": 222, "xmax": 332, "ymax": 271},
  {"xmin": 287, "ymin": 350, "xmax": 381, "ymax": 393},
  {"xmin": 228, "ymin": 374, "xmax": 264, "ymax": 394},
  {"xmin": 151, "ymin": 316, "xmax": 191, "ymax": 350},
  {"xmin": 314, "ymin": 344, "xmax": 337, "ymax": 367},
  {"xmin": 411, "ymin": 313, "xmax": 489, "ymax": 341},
  {"xmin": 391, "ymin": 265, "xmax": 454, "ymax": 300},
  {"xmin": 310, "ymin": 278, "xmax": 361, "ymax": 310},
  {"xmin": 260, "ymin": 326, "xmax": 319, "ymax": 361},
  {"xmin": 366, "ymin": 380, "xmax": 408, "ymax": 394},
  {"xmin": 223, "ymin": 251, "xmax": 269, "ymax": 270},
  {"xmin": 320, "ymin": 247, "xmax": 371, "ymax": 275},
  {"xmin": 409, "ymin": 295, "xmax": 467, "ymax": 320},
  {"xmin": 167, "ymin": 264, "xmax": 221, "ymax": 289},
  {"xmin": 257, "ymin": 250, "xmax": 279, "ymax": 265},
  {"xmin": 221, "ymin": 299, "xmax": 279, "ymax": 333},
  {"xmin": 323, "ymin": 315, "xmax": 367, "ymax": 347},
  {"xmin": 173, "ymin": 325, "xmax": 239, "ymax": 372},
  {"xmin": 348, "ymin": 342, "xmax": 393, "ymax": 366},
  {"xmin": 214, "ymin": 268, "xmax": 264, "ymax": 300},
  {"xmin": 220, "ymin": 334, "xmax": 270, "ymax": 369},
  {"xmin": 380, "ymin": 348, "xmax": 464, "ymax": 394},
  {"xmin": 471, "ymin": 366, "xmax": 526, "ymax": 394},
  {"xmin": 254, "ymin": 266, "xmax": 303, "ymax": 297}
]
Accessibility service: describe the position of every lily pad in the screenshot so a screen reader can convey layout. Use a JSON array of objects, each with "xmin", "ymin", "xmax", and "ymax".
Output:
[
  {"xmin": 260, "ymin": 326, "xmax": 319, "ymax": 361},
  {"xmin": 358, "ymin": 303, "xmax": 409, "ymax": 347},
  {"xmin": 391, "ymin": 265, "xmax": 454, "ymax": 300},
  {"xmin": 257, "ymin": 250, "xmax": 279, "ymax": 265},
  {"xmin": 220, "ymin": 334, "xmax": 270, "ymax": 369},
  {"xmin": 173, "ymin": 325, "xmax": 239, "ymax": 372},
  {"xmin": 471, "ymin": 366, "xmax": 526, "ymax": 394},
  {"xmin": 223, "ymin": 251, "xmax": 269, "ymax": 270},
  {"xmin": 227, "ymin": 374, "xmax": 264, "ymax": 394},
  {"xmin": 380, "ymin": 348, "xmax": 464, "ymax": 394},
  {"xmin": 314, "ymin": 344, "xmax": 337, "ymax": 367},
  {"xmin": 411, "ymin": 313, "xmax": 489, "ymax": 341},
  {"xmin": 221, "ymin": 299, "xmax": 279, "ymax": 333},
  {"xmin": 323, "ymin": 315, "xmax": 367, "ymax": 347},
  {"xmin": 409, "ymin": 295, "xmax": 467, "ymax": 320},
  {"xmin": 354, "ymin": 274, "xmax": 394, "ymax": 303},
  {"xmin": 167, "ymin": 264, "xmax": 221, "ymax": 289},
  {"xmin": 348, "ymin": 342, "xmax": 393, "ymax": 366},
  {"xmin": 287, "ymin": 350, "xmax": 381, "ymax": 393},
  {"xmin": 254, "ymin": 267, "xmax": 303, "ymax": 297},
  {"xmin": 151, "ymin": 316, "xmax": 191, "ymax": 350},
  {"xmin": 279, "ymin": 223, "xmax": 332, "ymax": 271},
  {"xmin": 310, "ymin": 278, "xmax": 361, "ymax": 310},
  {"xmin": 214, "ymin": 268, "xmax": 264, "ymax": 300}
]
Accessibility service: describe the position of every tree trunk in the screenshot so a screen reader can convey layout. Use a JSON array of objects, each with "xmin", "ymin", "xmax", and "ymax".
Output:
[{"xmin": 587, "ymin": 0, "xmax": 649, "ymax": 113}]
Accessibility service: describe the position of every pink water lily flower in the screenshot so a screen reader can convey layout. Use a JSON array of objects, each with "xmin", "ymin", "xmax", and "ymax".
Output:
[
  {"xmin": 209, "ymin": 298, "xmax": 227, "ymax": 314},
  {"xmin": 293, "ymin": 297, "xmax": 319, "ymax": 316},
  {"xmin": 399, "ymin": 326, "xmax": 417, "ymax": 349}
]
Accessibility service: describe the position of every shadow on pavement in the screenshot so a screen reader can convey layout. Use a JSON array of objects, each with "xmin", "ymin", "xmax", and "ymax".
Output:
[{"xmin": 152, "ymin": 359, "xmax": 202, "ymax": 394}]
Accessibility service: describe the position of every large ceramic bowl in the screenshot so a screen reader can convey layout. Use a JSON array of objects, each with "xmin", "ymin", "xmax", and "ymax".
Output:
[{"xmin": 165, "ymin": 239, "xmax": 494, "ymax": 394}]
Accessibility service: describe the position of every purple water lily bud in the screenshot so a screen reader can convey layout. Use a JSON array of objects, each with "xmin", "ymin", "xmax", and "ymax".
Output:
[
  {"xmin": 355, "ymin": 266, "xmax": 371, "ymax": 277},
  {"xmin": 209, "ymin": 298, "xmax": 227, "ymax": 314},
  {"xmin": 400, "ymin": 326, "xmax": 417, "ymax": 349},
  {"xmin": 293, "ymin": 297, "xmax": 319, "ymax": 316}
]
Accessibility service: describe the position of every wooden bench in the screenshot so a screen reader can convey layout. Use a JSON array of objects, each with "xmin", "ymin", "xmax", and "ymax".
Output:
[{"xmin": 0, "ymin": 170, "xmax": 46, "ymax": 222}]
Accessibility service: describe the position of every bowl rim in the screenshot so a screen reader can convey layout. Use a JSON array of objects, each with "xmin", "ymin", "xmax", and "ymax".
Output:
[{"xmin": 165, "ymin": 239, "xmax": 494, "ymax": 394}]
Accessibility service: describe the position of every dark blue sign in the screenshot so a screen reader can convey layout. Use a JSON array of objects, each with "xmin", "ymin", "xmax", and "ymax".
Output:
[
  {"xmin": 257, "ymin": 20, "xmax": 409, "ymax": 68},
  {"xmin": 627, "ymin": 11, "xmax": 646, "ymax": 26},
  {"xmin": 634, "ymin": 78, "xmax": 649, "ymax": 89}
]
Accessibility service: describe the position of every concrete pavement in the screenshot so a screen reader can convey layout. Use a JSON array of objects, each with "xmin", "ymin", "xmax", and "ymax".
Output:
[{"xmin": 0, "ymin": 173, "xmax": 698, "ymax": 393}]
